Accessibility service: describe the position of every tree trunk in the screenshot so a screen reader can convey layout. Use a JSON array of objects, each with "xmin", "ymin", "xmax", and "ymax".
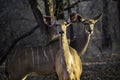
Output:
[
  {"xmin": 43, "ymin": 0, "xmax": 50, "ymax": 16},
  {"xmin": 54, "ymin": 0, "xmax": 64, "ymax": 19},
  {"xmin": 67, "ymin": 0, "xmax": 74, "ymax": 39},
  {"xmin": 102, "ymin": 0, "xmax": 112, "ymax": 50}
]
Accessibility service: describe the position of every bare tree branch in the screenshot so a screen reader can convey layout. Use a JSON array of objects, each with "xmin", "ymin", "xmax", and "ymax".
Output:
[
  {"xmin": 64, "ymin": 0, "xmax": 80, "ymax": 11},
  {"xmin": 0, "ymin": 0, "xmax": 47, "ymax": 64},
  {"xmin": 43, "ymin": 0, "xmax": 50, "ymax": 16},
  {"xmin": 28, "ymin": 0, "xmax": 48, "ymax": 33},
  {"xmin": 64, "ymin": 0, "xmax": 91, "ymax": 11},
  {"xmin": 0, "ymin": 0, "xmax": 55, "ymax": 64},
  {"xmin": 0, "ymin": 25, "xmax": 39, "ymax": 65}
]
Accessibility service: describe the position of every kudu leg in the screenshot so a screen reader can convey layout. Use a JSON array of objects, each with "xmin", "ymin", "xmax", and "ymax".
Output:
[
  {"xmin": 6, "ymin": 71, "xmax": 29, "ymax": 80},
  {"xmin": 22, "ymin": 74, "xmax": 29, "ymax": 80}
]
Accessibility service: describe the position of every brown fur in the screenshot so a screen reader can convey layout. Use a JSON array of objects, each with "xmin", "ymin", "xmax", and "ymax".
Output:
[
  {"xmin": 56, "ymin": 47, "xmax": 82, "ymax": 80},
  {"xmin": 71, "ymin": 13, "xmax": 102, "ymax": 56},
  {"xmin": 6, "ymin": 41, "xmax": 59, "ymax": 80},
  {"xmin": 5, "ymin": 14, "xmax": 78, "ymax": 80},
  {"xmin": 55, "ymin": 20, "xmax": 82, "ymax": 80},
  {"xmin": 6, "ymin": 20, "xmax": 59, "ymax": 80}
]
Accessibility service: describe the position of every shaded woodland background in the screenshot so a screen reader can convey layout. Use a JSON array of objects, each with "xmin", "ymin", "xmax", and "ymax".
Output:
[{"xmin": 0, "ymin": 0, "xmax": 120, "ymax": 80}]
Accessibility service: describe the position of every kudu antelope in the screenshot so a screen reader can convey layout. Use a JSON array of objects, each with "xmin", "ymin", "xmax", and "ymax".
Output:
[
  {"xmin": 5, "ymin": 14, "xmax": 77, "ymax": 80},
  {"xmin": 55, "ymin": 20, "xmax": 82, "ymax": 80},
  {"xmin": 70, "ymin": 13, "xmax": 102, "ymax": 56}
]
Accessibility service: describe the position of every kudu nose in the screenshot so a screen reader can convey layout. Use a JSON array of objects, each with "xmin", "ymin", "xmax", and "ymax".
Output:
[
  {"xmin": 88, "ymin": 29, "xmax": 90, "ymax": 32},
  {"xmin": 88, "ymin": 30, "xmax": 93, "ymax": 34}
]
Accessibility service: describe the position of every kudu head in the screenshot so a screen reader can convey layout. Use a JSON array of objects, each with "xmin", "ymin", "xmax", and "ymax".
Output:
[
  {"xmin": 55, "ymin": 20, "xmax": 71, "ymax": 36},
  {"xmin": 77, "ymin": 13, "xmax": 103, "ymax": 35},
  {"xmin": 44, "ymin": 13, "xmax": 78, "ymax": 36}
]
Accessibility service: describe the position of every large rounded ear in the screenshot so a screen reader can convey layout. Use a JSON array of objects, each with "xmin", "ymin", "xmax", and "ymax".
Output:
[
  {"xmin": 43, "ymin": 16, "xmax": 51, "ymax": 25},
  {"xmin": 69, "ymin": 13, "xmax": 78, "ymax": 22},
  {"xmin": 93, "ymin": 13, "xmax": 103, "ymax": 23},
  {"xmin": 77, "ymin": 14, "xmax": 85, "ymax": 22},
  {"xmin": 55, "ymin": 20, "xmax": 71, "ymax": 27}
]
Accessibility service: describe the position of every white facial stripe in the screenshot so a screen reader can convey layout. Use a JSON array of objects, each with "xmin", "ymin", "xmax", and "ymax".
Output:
[
  {"xmin": 31, "ymin": 47, "xmax": 35, "ymax": 65},
  {"xmin": 13, "ymin": 49, "xmax": 17, "ymax": 58},
  {"xmin": 37, "ymin": 47, "xmax": 40, "ymax": 65},
  {"xmin": 50, "ymin": 45, "xmax": 54, "ymax": 62},
  {"xmin": 43, "ymin": 49, "xmax": 49, "ymax": 62}
]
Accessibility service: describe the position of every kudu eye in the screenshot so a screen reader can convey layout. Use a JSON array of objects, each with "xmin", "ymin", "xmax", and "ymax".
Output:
[
  {"xmin": 58, "ymin": 31, "xmax": 64, "ymax": 35},
  {"xmin": 84, "ymin": 23, "xmax": 89, "ymax": 26},
  {"xmin": 54, "ymin": 24, "xmax": 58, "ymax": 27}
]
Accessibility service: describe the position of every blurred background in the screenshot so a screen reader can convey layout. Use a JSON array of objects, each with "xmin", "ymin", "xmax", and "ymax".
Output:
[{"xmin": 0, "ymin": 0, "xmax": 120, "ymax": 80}]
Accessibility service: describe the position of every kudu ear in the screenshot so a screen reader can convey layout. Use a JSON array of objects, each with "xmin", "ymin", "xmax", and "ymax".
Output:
[
  {"xmin": 55, "ymin": 20, "xmax": 71, "ymax": 28},
  {"xmin": 77, "ymin": 14, "xmax": 85, "ymax": 22},
  {"xmin": 68, "ymin": 13, "xmax": 78, "ymax": 22},
  {"xmin": 43, "ymin": 16, "xmax": 51, "ymax": 25},
  {"xmin": 93, "ymin": 13, "xmax": 103, "ymax": 23}
]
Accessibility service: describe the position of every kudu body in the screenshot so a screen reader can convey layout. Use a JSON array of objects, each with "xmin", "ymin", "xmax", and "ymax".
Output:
[
  {"xmin": 6, "ymin": 24, "xmax": 59, "ymax": 80},
  {"xmin": 6, "ymin": 13, "xmax": 102, "ymax": 80},
  {"xmin": 6, "ymin": 41, "xmax": 59, "ymax": 80},
  {"xmin": 70, "ymin": 13, "xmax": 102, "ymax": 56},
  {"xmin": 55, "ymin": 20, "xmax": 82, "ymax": 80},
  {"xmin": 6, "ymin": 14, "xmax": 77, "ymax": 80}
]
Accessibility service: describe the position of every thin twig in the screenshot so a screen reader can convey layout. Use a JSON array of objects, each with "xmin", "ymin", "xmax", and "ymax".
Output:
[{"xmin": 64, "ymin": 0, "xmax": 91, "ymax": 11}]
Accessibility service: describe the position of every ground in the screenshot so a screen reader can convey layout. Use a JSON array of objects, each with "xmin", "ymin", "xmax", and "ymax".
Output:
[{"xmin": 0, "ymin": 53, "xmax": 120, "ymax": 80}]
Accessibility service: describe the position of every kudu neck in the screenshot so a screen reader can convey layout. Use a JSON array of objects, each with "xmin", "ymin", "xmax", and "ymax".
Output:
[
  {"xmin": 84, "ymin": 30, "xmax": 91, "ymax": 40},
  {"xmin": 59, "ymin": 27, "xmax": 73, "ymax": 66},
  {"xmin": 80, "ymin": 30, "xmax": 91, "ymax": 55},
  {"xmin": 59, "ymin": 29, "xmax": 70, "ymax": 55}
]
